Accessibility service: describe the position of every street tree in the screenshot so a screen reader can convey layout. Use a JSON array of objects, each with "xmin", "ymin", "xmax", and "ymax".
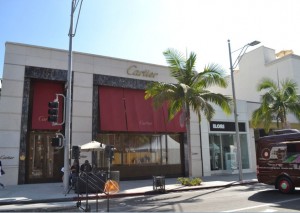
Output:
[
  {"xmin": 145, "ymin": 48, "xmax": 232, "ymax": 177},
  {"xmin": 251, "ymin": 77, "xmax": 300, "ymax": 132}
]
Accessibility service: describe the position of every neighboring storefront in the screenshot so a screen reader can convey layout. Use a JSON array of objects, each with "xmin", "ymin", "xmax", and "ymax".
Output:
[
  {"xmin": 0, "ymin": 42, "xmax": 256, "ymax": 185},
  {"xmin": 209, "ymin": 121, "xmax": 249, "ymax": 173}
]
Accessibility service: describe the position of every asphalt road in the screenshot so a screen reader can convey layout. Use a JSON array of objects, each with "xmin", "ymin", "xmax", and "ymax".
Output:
[
  {"xmin": 80, "ymin": 183, "xmax": 300, "ymax": 212},
  {"xmin": 2, "ymin": 183, "xmax": 300, "ymax": 212}
]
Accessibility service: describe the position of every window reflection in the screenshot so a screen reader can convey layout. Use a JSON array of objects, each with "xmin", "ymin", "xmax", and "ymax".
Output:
[
  {"xmin": 95, "ymin": 133, "xmax": 181, "ymax": 168},
  {"xmin": 28, "ymin": 132, "xmax": 57, "ymax": 179},
  {"xmin": 209, "ymin": 133, "xmax": 249, "ymax": 171}
]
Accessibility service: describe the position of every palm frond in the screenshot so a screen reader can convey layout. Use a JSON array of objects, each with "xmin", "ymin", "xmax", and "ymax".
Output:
[
  {"xmin": 257, "ymin": 78, "xmax": 277, "ymax": 91},
  {"xmin": 146, "ymin": 48, "xmax": 231, "ymax": 124},
  {"xmin": 185, "ymin": 51, "xmax": 197, "ymax": 80},
  {"xmin": 163, "ymin": 49, "xmax": 185, "ymax": 81},
  {"xmin": 253, "ymin": 77, "xmax": 300, "ymax": 131},
  {"xmin": 193, "ymin": 63, "xmax": 228, "ymax": 88},
  {"xmin": 145, "ymin": 82, "xmax": 178, "ymax": 108}
]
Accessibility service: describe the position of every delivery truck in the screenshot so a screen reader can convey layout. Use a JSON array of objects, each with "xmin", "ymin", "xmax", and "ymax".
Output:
[{"xmin": 256, "ymin": 129, "xmax": 300, "ymax": 193}]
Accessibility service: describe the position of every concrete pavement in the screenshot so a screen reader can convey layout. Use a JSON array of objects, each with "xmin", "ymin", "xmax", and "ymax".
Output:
[{"xmin": 0, "ymin": 172, "xmax": 258, "ymax": 212}]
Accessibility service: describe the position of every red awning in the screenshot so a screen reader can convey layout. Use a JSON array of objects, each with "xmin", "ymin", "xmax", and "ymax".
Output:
[
  {"xmin": 152, "ymin": 104, "xmax": 167, "ymax": 133},
  {"xmin": 125, "ymin": 89, "xmax": 160, "ymax": 132},
  {"xmin": 99, "ymin": 86, "xmax": 186, "ymax": 133},
  {"xmin": 99, "ymin": 86, "xmax": 127, "ymax": 131},
  {"xmin": 31, "ymin": 81, "xmax": 64, "ymax": 130}
]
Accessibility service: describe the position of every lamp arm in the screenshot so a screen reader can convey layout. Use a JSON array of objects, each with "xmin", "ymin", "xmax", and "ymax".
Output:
[{"xmin": 232, "ymin": 45, "xmax": 250, "ymax": 69}]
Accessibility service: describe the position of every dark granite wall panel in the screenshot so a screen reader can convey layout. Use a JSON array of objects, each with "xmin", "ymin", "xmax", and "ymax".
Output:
[
  {"xmin": 18, "ymin": 78, "xmax": 30, "ymax": 184},
  {"xmin": 92, "ymin": 85, "xmax": 99, "ymax": 140},
  {"xmin": 93, "ymin": 74, "xmax": 152, "ymax": 90},
  {"xmin": 19, "ymin": 66, "xmax": 67, "ymax": 184},
  {"xmin": 25, "ymin": 66, "xmax": 67, "ymax": 81}
]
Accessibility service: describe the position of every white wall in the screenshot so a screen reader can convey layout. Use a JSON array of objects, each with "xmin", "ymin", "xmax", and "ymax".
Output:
[
  {"xmin": 0, "ymin": 63, "xmax": 25, "ymax": 185},
  {"xmin": 235, "ymin": 46, "xmax": 300, "ymax": 104}
]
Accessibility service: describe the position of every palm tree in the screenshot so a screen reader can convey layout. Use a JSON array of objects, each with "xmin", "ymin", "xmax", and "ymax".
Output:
[
  {"xmin": 251, "ymin": 77, "xmax": 300, "ymax": 132},
  {"xmin": 145, "ymin": 48, "xmax": 232, "ymax": 177}
]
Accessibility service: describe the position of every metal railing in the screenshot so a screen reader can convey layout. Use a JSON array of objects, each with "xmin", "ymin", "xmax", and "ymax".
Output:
[{"xmin": 75, "ymin": 171, "xmax": 108, "ymax": 212}]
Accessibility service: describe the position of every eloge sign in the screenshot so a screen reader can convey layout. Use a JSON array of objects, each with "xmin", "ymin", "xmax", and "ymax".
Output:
[{"xmin": 210, "ymin": 121, "xmax": 246, "ymax": 132}]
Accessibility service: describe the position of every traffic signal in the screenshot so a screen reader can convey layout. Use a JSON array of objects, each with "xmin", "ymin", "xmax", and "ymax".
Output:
[
  {"xmin": 72, "ymin": 146, "xmax": 81, "ymax": 159},
  {"xmin": 105, "ymin": 145, "xmax": 115, "ymax": 162},
  {"xmin": 48, "ymin": 100, "xmax": 59, "ymax": 123},
  {"xmin": 51, "ymin": 137, "xmax": 62, "ymax": 147}
]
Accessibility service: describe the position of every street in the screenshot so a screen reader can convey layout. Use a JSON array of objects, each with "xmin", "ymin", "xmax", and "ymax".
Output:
[
  {"xmin": 80, "ymin": 183, "xmax": 300, "ymax": 212},
  {"xmin": 1, "ymin": 183, "xmax": 300, "ymax": 212}
]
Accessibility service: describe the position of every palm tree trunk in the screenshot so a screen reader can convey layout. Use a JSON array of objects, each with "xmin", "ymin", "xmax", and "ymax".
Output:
[
  {"xmin": 199, "ymin": 123, "xmax": 204, "ymax": 176},
  {"xmin": 282, "ymin": 111, "xmax": 290, "ymax": 129},
  {"xmin": 184, "ymin": 105, "xmax": 192, "ymax": 178},
  {"xmin": 185, "ymin": 120, "xmax": 192, "ymax": 177}
]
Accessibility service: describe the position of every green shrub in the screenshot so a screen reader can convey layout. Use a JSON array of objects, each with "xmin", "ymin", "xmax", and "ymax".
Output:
[{"xmin": 177, "ymin": 177, "xmax": 202, "ymax": 186}]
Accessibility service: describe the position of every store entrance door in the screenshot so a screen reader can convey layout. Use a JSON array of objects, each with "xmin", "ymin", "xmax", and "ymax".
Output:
[{"xmin": 27, "ymin": 132, "xmax": 64, "ymax": 183}]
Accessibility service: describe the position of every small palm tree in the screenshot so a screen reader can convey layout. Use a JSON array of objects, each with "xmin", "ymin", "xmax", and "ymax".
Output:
[
  {"xmin": 251, "ymin": 77, "xmax": 300, "ymax": 132},
  {"xmin": 145, "ymin": 48, "xmax": 232, "ymax": 177}
]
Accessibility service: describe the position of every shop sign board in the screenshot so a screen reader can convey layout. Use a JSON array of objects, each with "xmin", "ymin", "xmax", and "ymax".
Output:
[
  {"xmin": 127, "ymin": 65, "xmax": 158, "ymax": 78},
  {"xmin": 210, "ymin": 121, "xmax": 246, "ymax": 132}
]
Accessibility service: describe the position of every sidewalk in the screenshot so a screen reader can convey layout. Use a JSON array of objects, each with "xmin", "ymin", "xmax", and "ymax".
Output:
[{"xmin": 0, "ymin": 172, "xmax": 258, "ymax": 212}]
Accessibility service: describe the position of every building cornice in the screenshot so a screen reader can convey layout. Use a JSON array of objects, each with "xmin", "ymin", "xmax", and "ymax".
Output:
[
  {"xmin": 5, "ymin": 41, "xmax": 168, "ymax": 70},
  {"xmin": 266, "ymin": 54, "xmax": 300, "ymax": 66}
]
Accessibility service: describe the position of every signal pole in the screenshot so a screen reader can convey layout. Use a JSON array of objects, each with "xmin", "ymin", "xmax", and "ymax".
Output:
[
  {"xmin": 63, "ymin": 0, "xmax": 75, "ymax": 193},
  {"xmin": 63, "ymin": 0, "xmax": 84, "ymax": 193}
]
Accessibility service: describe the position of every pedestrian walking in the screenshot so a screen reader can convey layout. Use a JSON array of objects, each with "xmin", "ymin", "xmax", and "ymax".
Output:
[
  {"xmin": 70, "ymin": 160, "xmax": 79, "ymax": 188},
  {"xmin": 0, "ymin": 160, "xmax": 5, "ymax": 188}
]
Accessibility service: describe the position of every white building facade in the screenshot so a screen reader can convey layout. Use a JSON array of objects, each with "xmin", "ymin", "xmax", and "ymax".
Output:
[{"xmin": 1, "ymin": 42, "xmax": 284, "ymax": 185}]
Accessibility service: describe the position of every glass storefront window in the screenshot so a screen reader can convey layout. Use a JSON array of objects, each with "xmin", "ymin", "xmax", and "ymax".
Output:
[
  {"xmin": 209, "ymin": 133, "xmax": 249, "ymax": 171},
  {"xmin": 166, "ymin": 134, "xmax": 181, "ymax": 165},
  {"xmin": 240, "ymin": 134, "xmax": 250, "ymax": 169},
  {"xmin": 209, "ymin": 134, "xmax": 221, "ymax": 170},
  {"xmin": 95, "ymin": 133, "xmax": 181, "ymax": 168},
  {"xmin": 221, "ymin": 134, "xmax": 236, "ymax": 170},
  {"xmin": 28, "ymin": 132, "xmax": 64, "ymax": 181}
]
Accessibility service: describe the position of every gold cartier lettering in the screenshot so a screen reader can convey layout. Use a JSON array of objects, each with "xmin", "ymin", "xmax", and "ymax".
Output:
[
  {"xmin": 127, "ymin": 65, "xmax": 158, "ymax": 78},
  {"xmin": 0, "ymin": 155, "xmax": 14, "ymax": 159},
  {"xmin": 139, "ymin": 120, "xmax": 152, "ymax": 126},
  {"xmin": 38, "ymin": 116, "xmax": 48, "ymax": 122}
]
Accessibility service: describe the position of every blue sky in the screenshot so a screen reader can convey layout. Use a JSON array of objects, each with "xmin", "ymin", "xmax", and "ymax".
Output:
[{"xmin": 1, "ymin": 0, "xmax": 300, "ymax": 78}]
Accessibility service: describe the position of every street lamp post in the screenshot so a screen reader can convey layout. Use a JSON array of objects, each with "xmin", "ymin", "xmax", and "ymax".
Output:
[{"xmin": 227, "ymin": 39, "xmax": 260, "ymax": 182}]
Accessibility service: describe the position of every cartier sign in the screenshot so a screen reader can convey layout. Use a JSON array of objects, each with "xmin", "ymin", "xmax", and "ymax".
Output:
[
  {"xmin": 127, "ymin": 65, "xmax": 158, "ymax": 78},
  {"xmin": 38, "ymin": 116, "xmax": 48, "ymax": 122},
  {"xmin": 139, "ymin": 120, "xmax": 152, "ymax": 126},
  {"xmin": 0, "ymin": 155, "xmax": 14, "ymax": 160}
]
